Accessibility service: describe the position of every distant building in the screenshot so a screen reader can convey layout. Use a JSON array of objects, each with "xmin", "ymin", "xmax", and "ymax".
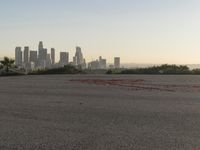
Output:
[
  {"xmin": 29, "ymin": 50, "xmax": 38, "ymax": 69},
  {"xmin": 75, "ymin": 47, "xmax": 84, "ymax": 65},
  {"xmin": 74, "ymin": 46, "xmax": 86, "ymax": 69},
  {"xmin": 88, "ymin": 60, "xmax": 99, "ymax": 70},
  {"xmin": 38, "ymin": 41, "xmax": 47, "ymax": 68},
  {"xmin": 38, "ymin": 41, "xmax": 43, "ymax": 51},
  {"xmin": 99, "ymin": 56, "xmax": 107, "ymax": 69},
  {"xmin": 73, "ymin": 56, "xmax": 77, "ymax": 66},
  {"xmin": 30, "ymin": 51, "xmax": 38, "ymax": 64},
  {"xmin": 46, "ymin": 54, "xmax": 52, "ymax": 68},
  {"xmin": 30, "ymin": 62, "xmax": 36, "ymax": 70},
  {"xmin": 88, "ymin": 56, "xmax": 106, "ymax": 70},
  {"xmin": 60, "ymin": 52, "xmax": 69, "ymax": 67},
  {"xmin": 83, "ymin": 59, "xmax": 86, "ymax": 69},
  {"xmin": 24, "ymin": 46, "xmax": 29, "ymax": 64},
  {"xmin": 41, "ymin": 48, "xmax": 47, "ymax": 61},
  {"xmin": 38, "ymin": 41, "xmax": 43, "ymax": 67},
  {"xmin": 114, "ymin": 57, "xmax": 120, "ymax": 68},
  {"xmin": 51, "ymin": 48, "xmax": 55, "ymax": 65},
  {"xmin": 38, "ymin": 41, "xmax": 43, "ymax": 62},
  {"xmin": 15, "ymin": 47, "xmax": 22, "ymax": 67}
]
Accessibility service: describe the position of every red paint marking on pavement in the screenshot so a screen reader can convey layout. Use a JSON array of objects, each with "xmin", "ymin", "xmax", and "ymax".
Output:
[{"xmin": 70, "ymin": 79, "xmax": 200, "ymax": 92}]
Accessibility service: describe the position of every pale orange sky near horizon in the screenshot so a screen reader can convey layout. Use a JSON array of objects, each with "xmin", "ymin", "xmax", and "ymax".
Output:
[{"xmin": 0, "ymin": 0, "xmax": 200, "ymax": 64}]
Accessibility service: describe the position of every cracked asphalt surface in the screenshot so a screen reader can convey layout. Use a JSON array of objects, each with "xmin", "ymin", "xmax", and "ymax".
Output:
[{"xmin": 0, "ymin": 75, "xmax": 200, "ymax": 150}]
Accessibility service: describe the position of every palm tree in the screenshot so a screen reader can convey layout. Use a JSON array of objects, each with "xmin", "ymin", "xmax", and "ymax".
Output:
[{"xmin": 0, "ymin": 57, "xmax": 15, "ymax": 73}]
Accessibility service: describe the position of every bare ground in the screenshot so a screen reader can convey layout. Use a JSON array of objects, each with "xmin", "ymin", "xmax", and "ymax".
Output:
[{"xmin": 0, "ymin": 75, "xmax": 200, "ymax": 150}]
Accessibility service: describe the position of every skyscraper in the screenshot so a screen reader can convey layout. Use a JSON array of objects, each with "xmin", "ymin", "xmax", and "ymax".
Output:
[
  {"xmin": 99, "ymin": 56, "xmax": 107, "ymax": 69},
  {"xmin": 24, "ymin": 46, "xmax": 29, "ymax": 64},
  {"xmin": 51, "ymin": 48, "xmax": 55, "ymax": 65},
  {"xmin": 30, "ymin": 51, "xmax": 37, "ymax": 64},
  {"xmin": 38, "ymin": 41, "xmax": 43, "ymax": 65},
  {"xmin": 60, "ymin": 52, "xmax": 69, "ymax": 67},
  {"xmin": 38, "ymin": 41, "xmax": 47, "ymax": 68},
  {"xmin": 75, "ymin": 46, "xmax": 84, "ymax": 65},
  {"xmin": 38, "ymin": 41, "xmax": 43, "ymax": 51},
  {"xmin": 114, "ymin": 57, "xmax": 120, "ymax": 68},
  {"xmin": 46, "ymin": 54, "xmax": 52, "ymax": 68},
  {"xmin": 73, "ymin": 56, "xmax": 77, "ymax": 66},
  {"xmin": 42, "ymin": 49, "xmax": 47, "ymax": 60},
  {"xmin": 15, "ymin": 47, "xmax": 22, "ymax": 67}
]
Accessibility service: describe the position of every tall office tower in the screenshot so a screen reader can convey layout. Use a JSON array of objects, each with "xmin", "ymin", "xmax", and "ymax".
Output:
[
  {"xmin": 60, "ymin": 52, "xmax": 69, "ymax": 67},
  {"xmin": 51, "ymin": 48, "xmax": 55, "ymax": 65},
  {"xmin": 24, "ymin": 46, "xmax": 29, "ymax": 64},
  {"xmin": 46, "ymin": 54, "xmax": 52, "ymax": 68},
  {"xmin": 30, "ymin": 51, "xmax": 38, "ymax": 64},
  {"xmin": 75, "ymin": 46, "xmax": 84, "ymax": 65},
  {"xmin": 38, "ymin": 41, "xmax": 43, "ymax": 51},
  {"xmin": 15, "ymin": 47, "xmax": 22, "ymax": 67},
  {"xmin": 38, "ymin": 41, "xmax": 47, "ymax": 68},
  {"xmin": 99, "ymin": 56, "xmax": 107, "ymax": 69},
  {"xmin": 38, "ymin": 41, "xmax": 44, "ymax": 64},
  {"xmin": 83, "ymin": 59, "xmax": 86, "ymax": 69},
  {"xmin": 40, "ymin": 48, "xmax": 47, "ymax": 68},
  {"xmin": 41, "ymin": 49, "xmax": 47, "ymax": 60},
  {"xmin": 38, "ymin": 42, "xmax": 45, "ymax": 59},
  {"xmin": 73, "ymin": 56, "xmax": 77, "ymax": 66},
  {"xmin": 114, "ymin": 57, "xmax": 120, "ymax": 68}
]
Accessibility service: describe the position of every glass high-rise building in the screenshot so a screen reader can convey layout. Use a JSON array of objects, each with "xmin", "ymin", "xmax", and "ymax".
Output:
[
  {"xmin": 38, "ymin": 41, "xmax": 47, "ymax": 68},
  {"xmin": 75, "ymin": 47, "xmax": 84, "ymax": 65},
  {"xmin": 59, "ymin": 52, "xmax": 69, "ymax": 67},
  {"xmin": 30, "ymin": 51, "xmax": 37, "ymax": 64},
  {"xmin": 15, "ymin": 47, "xmax": 22, "ymax": 67},
  {"xmin": 51, "ymin": 48, "xmax": 55, "ymax": 65},
  {"xmin": 114, "ymin": 57, "xmax": 120, "ymax": 68},
  {"xmin": 24, "ymin": 46, "xmax": 29, "ymax": 64}
]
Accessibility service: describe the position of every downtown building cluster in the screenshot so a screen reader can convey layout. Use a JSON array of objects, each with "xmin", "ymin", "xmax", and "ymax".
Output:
[{"xmin": 15, "ymin": 41, "xmax": 120, "ymax": 70}]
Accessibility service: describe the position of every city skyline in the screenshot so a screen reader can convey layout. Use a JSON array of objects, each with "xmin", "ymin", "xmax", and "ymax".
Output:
[
  {"xmin": 1, "ymin": 0, "xmax": 200, "ymax": 64},
  {"xmin": 14, "ymin": 41, "xmax": 120, "ymax": 70}
]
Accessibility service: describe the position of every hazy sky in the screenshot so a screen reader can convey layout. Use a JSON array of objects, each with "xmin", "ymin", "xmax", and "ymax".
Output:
[{"xmin": 0, "ymin": 0, "xmax": 200, "ymax": 64}]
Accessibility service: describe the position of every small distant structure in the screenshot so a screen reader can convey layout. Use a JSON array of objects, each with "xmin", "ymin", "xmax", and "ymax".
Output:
[
  {"xmin": 15, "ymin": 47, "xmax": 22, "ymax": 67},
  {"xmin": 88, "ymin": 56, "xmax": 107, "ymax": 70},
  {"xmin": 59, "ymin": 52, "xmax": 69, "ymax": 67},
  {"xmin": 73, "ymin": 46, "xmax": 86, "ymax": 69},
  {"xmin": 51, "ymin": 48, "xmax": 55, "ymax": 65},
  {"xmin": 114, "ymin": 57, "xmax": 120, "ymax": 69}
]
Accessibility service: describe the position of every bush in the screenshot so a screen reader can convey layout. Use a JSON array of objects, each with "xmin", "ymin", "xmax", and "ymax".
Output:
[
  {"xmin": 29, "ymin": 65, "xmax": 83, "ymax": 75},
  {"xmin": 120, "ymin": 64, "xmax": 193, "ymax": 75},
  {"xmin": 106, "ymin": 69, "xmax": 113, "ymax": 74},
  {"xmin": 192, "ymin": 69, "xmax": 200, "ymax": 75}
]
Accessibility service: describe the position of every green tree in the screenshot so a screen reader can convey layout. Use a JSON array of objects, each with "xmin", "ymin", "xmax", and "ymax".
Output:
[
  {"xmin": 0, "ymin": 57, "xmax": 15, "ymax": 73},
  {"xmin": 106, "ymin": 69, "xmax": 113, "ymax": 74}
]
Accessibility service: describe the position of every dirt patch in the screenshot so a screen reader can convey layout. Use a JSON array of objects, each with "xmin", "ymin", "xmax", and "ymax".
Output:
[{"xmin": 70, "ymin": 79, "xmax": 200, "ymax": 92}]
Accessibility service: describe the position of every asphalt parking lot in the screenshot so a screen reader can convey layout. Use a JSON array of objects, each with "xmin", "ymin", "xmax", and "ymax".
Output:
[{"xmin": 0, "ymin": 75, "xmax": 200, "ymax": 150}]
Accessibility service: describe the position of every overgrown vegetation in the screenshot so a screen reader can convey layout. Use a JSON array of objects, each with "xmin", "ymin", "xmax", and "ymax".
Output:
[
  {"xmin": 28, "ymin": 65, "xmax": 84, "ymax": 75},
  {"xmin": 0, "ymin": 57, "xmax": 15, "ymax": 72},
  {"xmin": 0, "ymin": 57, "xmax": 21, "ymax": 76},
  {"xmin": 107, "ymin": 64, "xmax": 200, "ymax": 75},
  {"xmin": 192, "ymin": 69, "xmax": 200, "ymax": 75}
]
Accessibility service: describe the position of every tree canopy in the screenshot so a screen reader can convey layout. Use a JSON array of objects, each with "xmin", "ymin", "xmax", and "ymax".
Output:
[{"xmin": 0, "ymin": 57, "xmax": 15, "ymax": 72}]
